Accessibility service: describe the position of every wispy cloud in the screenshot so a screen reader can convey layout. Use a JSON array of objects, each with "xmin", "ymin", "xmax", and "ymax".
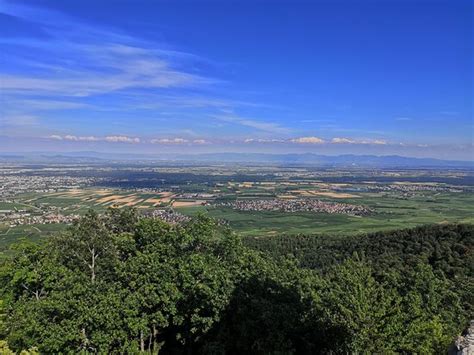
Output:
[
  {"xmin": 1, "ymin": 44, "xmax": 212, "ymax": 97},
  {"xmin": 439, "ymin": 111, "xmax": 459, "ymax": 116},
  {"xmin": 0, "ymin": 2, "xmax": 219, "ymax": 112},
  {"xmin": 213, "ymin": 115, "xmax": 291, "ymax": 134},
  {"xmin": 1, "ymin": 2, "xmax": 286, "ymax": 142},
  {"xmin": 3, "ymin": 99, "xmax": 89, "ymax": 112},
  {"xmin": 131, "ymin": 95, "xmax": 264, "ymax": 111},
  {"xmin": 1, "ymin": 0, "xmax": 462, "ymax": 157},
  {"xmin": 1, "ymin": 114, "xmax": 39, "ymax": 126}
]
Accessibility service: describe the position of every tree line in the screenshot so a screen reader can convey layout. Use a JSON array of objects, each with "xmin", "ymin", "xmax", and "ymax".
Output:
[
  {"xmin": 1, "ymin": 208, "xmax": 472, "ymax": 353},
  {"xmin": 244, "ymin": 223, "xmax": 473, "ymax": 317}
]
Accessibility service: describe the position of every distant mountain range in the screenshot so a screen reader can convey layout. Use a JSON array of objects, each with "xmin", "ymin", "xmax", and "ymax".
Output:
[
  {"xmin": 177, "ymin": 153, "xmax": 474, "ymax": 168},
  {"xmin": 0, "ymin": 151, "xmax": 473, "ymax": 168}
]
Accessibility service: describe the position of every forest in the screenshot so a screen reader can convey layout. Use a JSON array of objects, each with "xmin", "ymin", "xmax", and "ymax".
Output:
[{"xmin": 0, "ymin": 208, "xmax": 472, "ymax": 354}]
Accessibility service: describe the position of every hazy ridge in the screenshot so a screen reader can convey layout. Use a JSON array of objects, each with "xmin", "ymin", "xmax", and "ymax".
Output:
[{"xmin": 1, "ymin": 151, "xmax": 473, "ymax": 168}]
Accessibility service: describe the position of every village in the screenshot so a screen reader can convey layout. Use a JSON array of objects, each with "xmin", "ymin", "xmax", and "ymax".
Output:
[
  {"xmin": 217, "ymin": 198, "xmax": 373, "ymax": 216},
  {"xmin": 0, "ymin": 210, "xmax": 80, "ymax": 227}
]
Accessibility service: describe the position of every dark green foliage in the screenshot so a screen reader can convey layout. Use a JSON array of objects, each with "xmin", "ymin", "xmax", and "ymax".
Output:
[
  {"xmin": 244, "ymin": 224, "xmax": 473, "ymax": 276},
  {"xmin": 318, "ymin": 258, "xmax": 463, "ymax": 353},
  {"xmin": 245, "ymin": 224, "xmax": 473, "ymax": 311},
  {"xmin": 245, "ymin": 223, "xmax": 473, "ymax": 352},
  {"xmin": 0, "ymin": 209, "xmax": 472, "ymax": 353},
  {"xmin": 106, "ymin": 206, "xmax": 140, "ymax": 234},
  {"xmin": 202, "ymin": 260, "xmax": 321, "ymax": 354}
]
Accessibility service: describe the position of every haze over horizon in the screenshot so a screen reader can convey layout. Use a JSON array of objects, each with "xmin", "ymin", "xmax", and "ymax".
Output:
[{"xmin": 1, "ymin": 0, "xmax": 472, "ymax": 160}]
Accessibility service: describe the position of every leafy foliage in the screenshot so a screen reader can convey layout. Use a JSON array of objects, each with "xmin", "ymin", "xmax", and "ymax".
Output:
[
  {"xmin": 0, "ymin": 209, "xmax": 471, "ymax": 353},
  {"xmin": 246, "ymin": 223, "xmax": 474, "ymax": 316}
]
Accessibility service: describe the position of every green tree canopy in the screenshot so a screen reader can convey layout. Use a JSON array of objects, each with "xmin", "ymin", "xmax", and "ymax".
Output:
[{"xmin": 0, "ymin": 209, "xmax": 471, "ymax": 353}]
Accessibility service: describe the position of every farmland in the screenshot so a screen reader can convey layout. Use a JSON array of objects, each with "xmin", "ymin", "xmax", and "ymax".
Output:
[
  {"xmin": 1, "ymin": 163, "xmax": 473, "ymax": 257},
  {"xmin": 178, "ymin": 187, "xmax": 474, "ymax": 236},
  {"xmin": 16, "ymin": 189, "xmax": 179, "ymax": 212}
]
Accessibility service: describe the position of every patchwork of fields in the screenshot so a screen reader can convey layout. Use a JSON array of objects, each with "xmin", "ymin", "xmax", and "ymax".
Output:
[
  {"xmin": 12, "ymin": 189, "xmax": 205, "ymax": 212},
  {"xmin": 2, "ymin": 167, "xmax": 474, "ymax": 259},
  {"xmin": 183, "ymin": 191, "xmax": 474, "ymax": 236}
]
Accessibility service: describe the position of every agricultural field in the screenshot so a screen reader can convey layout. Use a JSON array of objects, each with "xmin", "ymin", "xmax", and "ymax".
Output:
[
  {"xmin": 0, "ymin": 187, "xmax": 208, "ymax": 255},
  {"xmin": 0, "ymin": 223, "xmax": 66, "ymax": 259},
  {"xmin": 176, "ymin": 182, "xmax": 474, "ymax": 236},
  {"xmin": 15, "ymin": 189, "xmax": 181, "ymax": 213},
  {"xmin": 1, "ymin": 163, "xmax": 473, "ymax": 252}
]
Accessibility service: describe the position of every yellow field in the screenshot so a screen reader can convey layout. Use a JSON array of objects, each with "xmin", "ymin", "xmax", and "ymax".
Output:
[
  {"xmin": 59, "ymin": 189, "xmax": 204, "ymax": 208},
  {"xmin": 96, "ymin": 195, "xmax": 124, "ymax": 203},
  {"xmin": 30, "ymin": 189, "xmax": 183, "ymax": 209},
  {"xmin": 172, "ymin": 200, "xmax": 206, "ymax": 207},
  {"xmin": 291, "ymin": 189, "xmax": 359, "ymax": 198},
  {"xmin": 144, "ymin": 198, "xmax": 165, "ymax": 206},
  {"xmin": 277, "ymin": 195, "xmax": 297, "ymax": 199},
  {"xmin": 310, "ymin": 191, "xmax": 360, "ymax": 198}
]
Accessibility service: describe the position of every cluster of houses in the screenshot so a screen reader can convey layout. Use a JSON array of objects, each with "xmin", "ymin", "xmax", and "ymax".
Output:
[
  {"xmin": 362, "ymin": 183, "xmax": 463, "ymax": 193},
  {"xmin": 0, "ymin": 174, "xmax": 97, "ymax": 199},
  {"xmin": 218, "ymin": 198, "xmax": 373, "ymax": 216},
  {"xmin": 0, "ymin": 210, "xmax": 79, "ymax": 227}
]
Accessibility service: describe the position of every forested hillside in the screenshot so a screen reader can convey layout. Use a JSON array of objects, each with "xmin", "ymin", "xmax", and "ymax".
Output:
[
  {"xmin": 245, "ymin": 223, "xmax": 474, "ymax": 317},
  {"xmin": 1, "ymin": 209, "xmax": 472, "ymax": 354}
]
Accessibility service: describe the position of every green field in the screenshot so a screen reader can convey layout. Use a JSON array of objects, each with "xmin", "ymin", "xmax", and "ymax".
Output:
[
  {"xmin": 176, "ymin": 191, "xmax": 474, "ymax": 236},
  {"xmin": 2, "ymin": 182, "xmax": 473, "ymax": 250},
  {"xmin": 0, "ymin": 223, "xmax": 67, "ymax": 259},
  {"xmin": 0, "ymin": 201, "xmax": 40, "ymax": 211}
]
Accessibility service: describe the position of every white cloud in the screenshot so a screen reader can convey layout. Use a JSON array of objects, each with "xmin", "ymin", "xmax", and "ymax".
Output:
[
  {"xmin": 105, "ymin": 136, "xmax": 140, "ymax": 143},
  {"xmin": 47, "ymin": 135, "xmax": 138, "ymax": 143},
  {"xmin": 149, "ymin": 138, "xmax": 211, "ymax": 145},
  {"xmin": 1, "ymin": 2, "xmax": 292, "ymax": 143},
  {"xmin": 290, "ymin": 136, "xmax": 325, "ymax": 144},
  {"xmin": 331, "ymin": 137, "xmax": 387, "ymax": 145},
  {"xmin": 63, "ymin": 135, "xmax": 78, "ymax": 141},
  {"xmin": 244, "ymin": 138, "xmax": 285, "ymax": 143},
  {"xmin": 1, "ymin": 65, "xmax": 205, "ymax": 97},
  {"xmin": 192, "ymin": 139, "xmax": 209, "ymax": 144},
  {"xmin": 151, "ymin": 138, "xmax": 189, "ymax": 144},
  {"xmin": 48, "ymin": 135, "xmax": 99, "ymax": 141},
  {"xmin": 0, "ymin": 15, "xmax": 214, "ymax": 98},
  {"xmin": 77, "ymin": 136, "xmax": 99, "ymax": 141},
  {"xmin": 331, "ymin": 137, "xmax": 356, "ymax": 144}
]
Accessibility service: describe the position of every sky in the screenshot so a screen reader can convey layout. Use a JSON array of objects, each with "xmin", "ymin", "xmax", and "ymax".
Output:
[{"xmin": 0, "ymin": 0, "xmax": 472, "ymax": 160}]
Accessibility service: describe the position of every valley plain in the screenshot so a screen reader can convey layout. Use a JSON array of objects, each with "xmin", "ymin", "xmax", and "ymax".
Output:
[{"xmin": 1, "ymin": 161, "xmax": 473, "ymax": 257}]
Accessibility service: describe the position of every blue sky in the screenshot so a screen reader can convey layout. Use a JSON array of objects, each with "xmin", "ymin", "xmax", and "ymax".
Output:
[{"xmin": 0, "ymin": 0, "xmax": 472, "ymax": 159}]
